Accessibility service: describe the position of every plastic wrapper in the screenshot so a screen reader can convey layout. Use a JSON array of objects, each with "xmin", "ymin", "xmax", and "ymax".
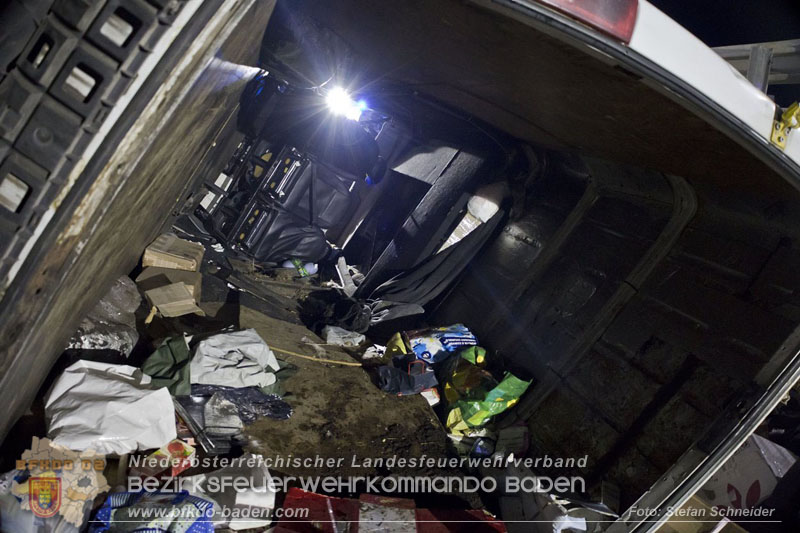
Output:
[
  {"xmin": 65, "ymin": 323, "xmax": 138, "ymax": 356},
  {"xmin": 192, "ymin": 384, "xmax": 292, "ymax": 423},
  {"xmin": 406, "ymin": 324, "xmax": 477, "ymax": 363},
  {"xmin": 87, "ymin": 275, "xmax": 141, "ymax": 323},
  {"xmin": 443, "ymin": 356, "xmax": 497, "ymax": 405},
  {"xmin": 129, "ymin": 439, "xmax": 196, "ymax": 478},
  {"xmin": 460, "ymin": 346, "xmax": 487, "ymax": 366},
  {"xmin": 443, "ymin": 346, "xmax": 532, "ymax": 434},
  {"xmin": 362, "ymin": 344, "xmax": 386, "ymax": 360},
  {"xmin": 446, "ymin": 371, "xmax": 531, "ymax": 434},
  {"xmin": 90, "ymin": 491, "xmax": 214, "ymax": 533},
  {"xmin": 66, "ymin": 276, "xmax": 141, "ymax": 357},
  {"xmin": 378, "ymin": 362, "xmax": 438, "ymax": 396},
  {"xmin": 44, "ymin": 360, "xmax": 177, "ymax": 455},
  {"xmin": 204, "ymin": 393, "xmax": 243, "ymax": 437},
  {"xmin": 322, "ymin": 325, "xmax": 365, "ymax": 347}
]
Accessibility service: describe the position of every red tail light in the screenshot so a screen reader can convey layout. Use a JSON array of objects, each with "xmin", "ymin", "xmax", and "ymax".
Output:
[{"xmin": 536, "ymin": 0, "xmax": 639, "ymax": 43}]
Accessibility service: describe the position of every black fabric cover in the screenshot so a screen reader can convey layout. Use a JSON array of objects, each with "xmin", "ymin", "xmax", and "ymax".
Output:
[
  {"xmin": 367, "ymin": 210, "xmax": 505, "ymax": 312},
  {"xmin": 300, "ymin": 289, "xmax": 372, "ymax": 334},
  {"xmin": 378, "ymin": 361, "xmax": 438, "ymax": 395},
  {"xmin": 248, "ymin": 210, "xmax": 330, "ymax": 264}
]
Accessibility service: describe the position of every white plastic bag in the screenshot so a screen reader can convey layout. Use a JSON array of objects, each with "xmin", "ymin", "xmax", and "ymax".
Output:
[
  {"xmin": 190, "ymin": 329, "xmax": 280, "ymax": 388},
  {"xmin": 322, "ymin": 326, "xmax": 365, "ymax": 347},
  {"xmin": 45, "ymin": 361, "xmax": 176, "ymax": 455}
]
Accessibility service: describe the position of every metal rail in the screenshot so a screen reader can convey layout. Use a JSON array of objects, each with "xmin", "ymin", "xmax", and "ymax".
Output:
[{"xmin": 715, "ymin": 39, "xmax": 800, "ymax": 90}]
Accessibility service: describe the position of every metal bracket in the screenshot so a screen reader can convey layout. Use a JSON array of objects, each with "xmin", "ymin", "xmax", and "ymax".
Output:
[{"xmin": 771, "ymin": 101, "xmax": 800, "ymax": 150}]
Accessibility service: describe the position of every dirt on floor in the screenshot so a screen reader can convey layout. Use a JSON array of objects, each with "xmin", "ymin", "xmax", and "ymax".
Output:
[
  {"xmin": 0, "ymin": 263, "xmax": 489, "ymax": 519},
  {"xmin": 238, "ymin": 306, "xmax": 449, "ymax": 479}
]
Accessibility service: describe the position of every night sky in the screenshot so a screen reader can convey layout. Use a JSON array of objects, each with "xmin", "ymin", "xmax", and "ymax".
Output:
[{"xmin": 650, "ymin": 0, "xmax": 800, "ymax": 106}]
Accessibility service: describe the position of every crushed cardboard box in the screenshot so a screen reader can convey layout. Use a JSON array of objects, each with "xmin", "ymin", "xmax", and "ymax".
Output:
[
  {"xmin": 142, "ymin": 233, "xmax": 205, "ymax": 272},
  {"xmin": 145, "ymin": 282, "xmax": 204, "ymax": 318},
  {"xmin": 698, "ymin": 433, "xmax": 796, "ymax": 510},
  {"xmin": 136, "ymin": 267, "xmax": 202, "ymax": 300}
]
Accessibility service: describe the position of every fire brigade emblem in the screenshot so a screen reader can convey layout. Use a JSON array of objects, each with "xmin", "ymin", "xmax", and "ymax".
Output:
[{"xmin": 29, "ymin": 476, "xmax": 61, "ymax": 518}]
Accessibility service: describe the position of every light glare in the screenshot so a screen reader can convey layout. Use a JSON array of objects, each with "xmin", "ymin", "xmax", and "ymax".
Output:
[{"xmin": 325, "ymin": 87, "xmax": 362, "ymax": 121}]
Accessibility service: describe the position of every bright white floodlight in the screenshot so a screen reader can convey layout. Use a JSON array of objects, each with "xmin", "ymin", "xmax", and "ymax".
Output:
[{"xmin": 325, "ymin": 86, "xmax": 365, "ymax": 121}]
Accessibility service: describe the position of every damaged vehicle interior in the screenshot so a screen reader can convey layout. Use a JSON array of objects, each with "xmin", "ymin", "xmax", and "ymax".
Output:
[{"xmin": 2, "ymin": 0, "xmax": 800, "ymax": 531}]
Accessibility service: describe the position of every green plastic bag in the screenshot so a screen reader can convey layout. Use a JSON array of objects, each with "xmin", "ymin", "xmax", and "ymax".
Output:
[
  {"xmin": 459, "ymin": 346, "xmax": 487, "ymax": 366},
  {"xmin": 447, "ymin": 371, "xmax": 531, "ymax": 433}
]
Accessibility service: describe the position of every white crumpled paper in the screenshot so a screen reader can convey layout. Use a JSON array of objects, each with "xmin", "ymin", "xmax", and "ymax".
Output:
[
  {"xmin": 362, "ymin": 344, "xmax": 386, "ymax": 360},
  {"xmin": 190, "ymin": 329, "xmax": 280, "ymax": 388},
  {"xmin": 44, "ymin": 360, "xmax": 176, "ymax": 455}
]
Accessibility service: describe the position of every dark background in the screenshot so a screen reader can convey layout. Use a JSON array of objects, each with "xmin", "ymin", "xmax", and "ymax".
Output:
[{"xmin": 650, "ymin": 0, "xmax": 800, "ymax": 106}]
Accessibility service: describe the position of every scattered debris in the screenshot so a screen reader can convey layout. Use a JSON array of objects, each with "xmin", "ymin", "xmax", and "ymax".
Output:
[
  {"xmin": 187, "ymin": 454, "xmax": 276, "ymax": 530},
  {"xmin": 66, "ymin": 276, "xmax": 141, "ymax": 358},
  {"xmin": 191, "ymin": 384, "xmax": 292, "ymax": 422},
  {"xmin": 377, "ymin": 331, "xmax": 437, "ymax": 398},
  {"xmin": 698, "ymin": 433, "xmax": 796, "ymax": 509},
  {"xmin": 275, "ymin": 488, "xmax": 507, "ymax": 532},
  {"xmin": 447, "ymin": 427, "xmax": 497, "ymax": 457},
  {"xmin": 420, "ymin": 388, "xmax": 441, "ymax": 407},
  {"xmin": 136, "ymin": 266, "xmax": 203, "ymax": 300},
  {"xmin": 204, "ymin": 392, "xmax": 245, "ymax": 437},
  {"xmin": 407, "ymin": 324, "xmax": 478, "ymax": 363},
  {"xmin": 494, "ymin": 426, "xmax": 530, "ymax": 458},
  {"xmin": 173, "ymin": 396, "xmax": 233, "ymax": 455},
  {"xmin": 129, "ymin": 439, "xmax": 196, "ymax": 479},
  {"xmin": 282, "ymin": 258, "xmax": 319, "ymax": 276},
  {"xmin": 301, "ymin": 289, "xmax": 372, "ymax": 333},
  {"xmin": 275, "ymin": 341, "xmax": 363, "ymax": 366},
  {"xmin": 322, "ymin": 325, "xmax": 366, "ymax": 347},
  {"xmin": 541, "ymin": 505, "xmax": 587, "ymax": 533},
  {"xmin": 378, "ymin": 359, "xmax": 438, "ymax": 396},
  {"xmin": 44, "ymin": 361, "xmax": 176, "ymax": 455},
  {"xmin": 446, "ymin": 369, "xmax": 531, "ymax": 435},
  {"xmin": 335, "ymin": 256, "xmax": 359, "ymax": 297},
  {"xmin": 141, "ymin": 336, "xmax": 192, "ymax": 395},
  {"xmin": 189, "ymin": 329, "xmax": 280, "ymax": 388},
  {"xmin": 439, "ymin": 182, "xmax": 507, "ymax": 252},
  {"xmin": 362, "ymin": 343, "xmax": 386, "ymax": 360},
  {"xmin": 142, "ymin": 232, "xmax": 205, "ymax": 271},
  {"xmin": 145, "ymin": 282, "xmax": 204, "ymax": 318},
  {"xmin": 91, "ymin": 491, "xmax": 214, "ymax": 532}
]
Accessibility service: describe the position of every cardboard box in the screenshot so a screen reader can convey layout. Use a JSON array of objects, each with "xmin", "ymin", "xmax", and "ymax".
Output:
[
  {"xmin": 698, "ymin": 434, "xmax": 796, "ymax": 510},
  {"xmin": 145, "ymin": 282, "xmax": 203, "ymax": 317},
  {"xmin": 136, "ymin": 267, "xmax": 202, "ymax": 300},
  {"xmin": 142, "ymin": 233, "xmax": 205, "ymax": 272},
  {"xmin": 656, "ymin": 496, "xmax": 748, "ymax": 533}
]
